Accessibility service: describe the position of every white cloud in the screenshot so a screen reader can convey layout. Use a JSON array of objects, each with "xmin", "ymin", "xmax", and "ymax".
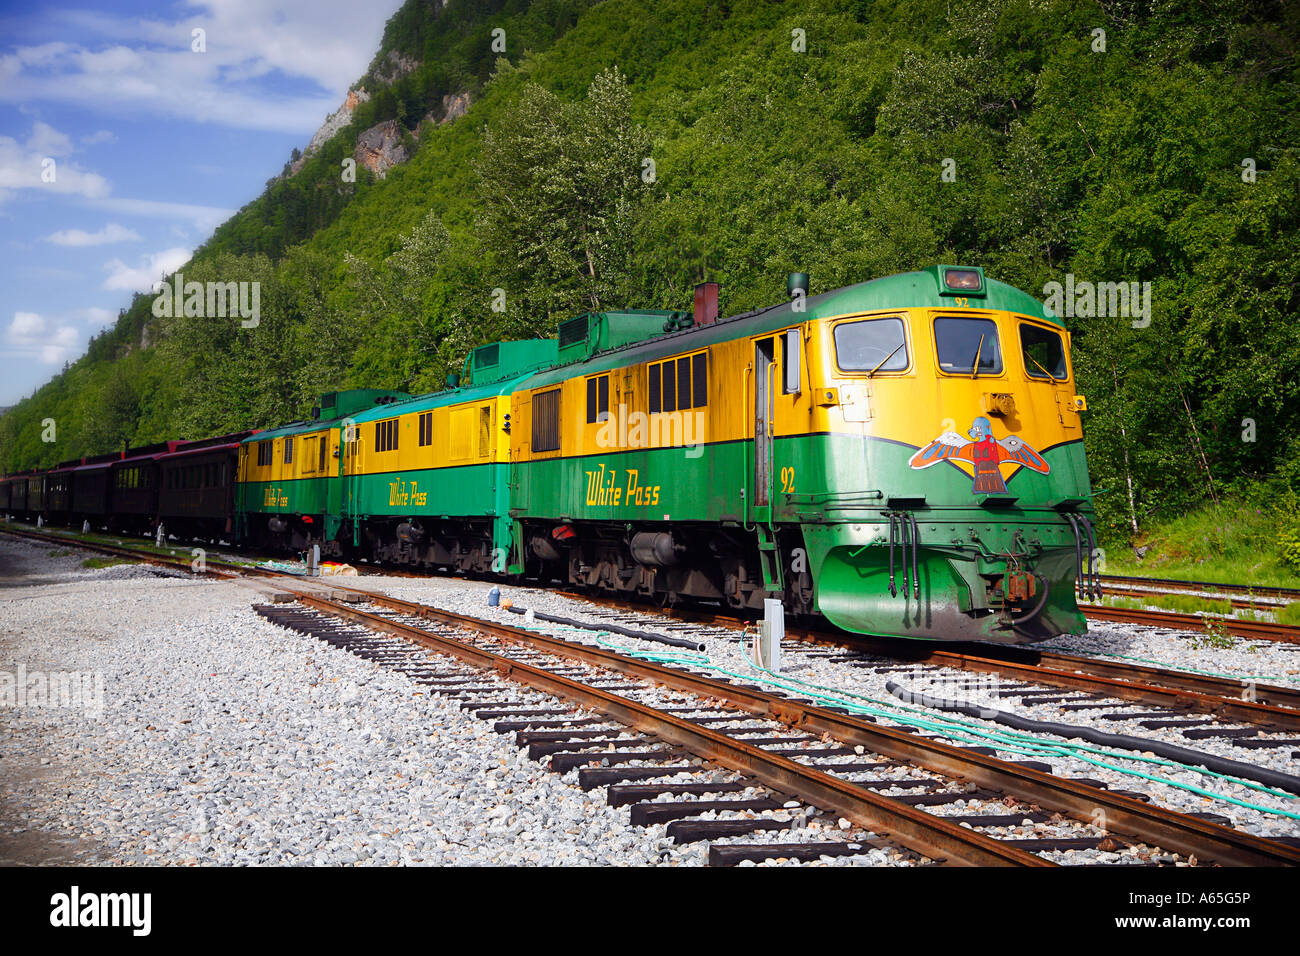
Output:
[
  {"xmin": 102, "ymin": 247, "xmax": 192, "ymax": 292},
  {"xmin": 26, "ymin": 120, "xmax": 73, "ymax": 157},
  {"xmin": 89, "ymin": 197, "xmax": 233, "ymax": 232},
  {"xmin": 46, "ymin": 222, "xmax": 141, "ymax": 246},
  {"xmin": 0, "ymin": 0, "xmax": 405, "ymax": 133},
  {"xmin": 82, "ymin": 129, "xmax": 116, "ymax": 145},
  {"xmin": 75, "ymin": 306, "xmax": 115, "ymax": 326},
  {"xmin": 5, "ymin": 311, "xmax": 80, "ymax": 365},
  {"xmin": 0, "ymin": 123, "xmax": 111, "ymax": 200}
]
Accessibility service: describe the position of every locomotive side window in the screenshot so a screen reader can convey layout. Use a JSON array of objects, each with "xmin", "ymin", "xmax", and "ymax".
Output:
[
  {"xmin": 375, "ymin": 418, "xmax": 399, "ymax": 453},
  {"xmin": 586, "ymin": 374, "xmax": 610, "ymax": 424},
  {"xmin": 532, "ymin": 388, "xmax": 561, "ymax": 452},
  {"xmin": 834, "ymin": 317, "xmax": 908, "ymax": 373},
  {"xmin": 934, "ymin": 316, "xmax": 1003, "ymax": 375},
  {"xmin": 1019, "ymin": 323, "xmax": 1068, "ymax": 380},
  {"xmin": 418, "ymin": 412, "xmax": 433, "ymax": 447},
  {"xmin": 257, "ymin": 441, "xmax": 271, "ymax": 467},
  {"xmin": 648, "ymin": 352, "xmax": 707, "ymax": 413},
  {"xmin": 283, "ymin": 437, "xmax": 294, "ymax": 465}
]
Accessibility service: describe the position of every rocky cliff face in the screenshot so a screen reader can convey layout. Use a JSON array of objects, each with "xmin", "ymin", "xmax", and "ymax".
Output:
[
  {"xmin": 290, "ymin": 87, "xmax": 371, "ymax": 175},
  {"xmin": 286, "ymin": 48, "xmax": 471, "ymax": 181},
  {"xmin": 372, "ymin": 50, "xmax": 419, "ymax": 86},
  {"xmin": 435, "ymin": 91, "xmax": 471, "ymax": 124},
  {"xmin": 353, "ymin": 119, "xmax": 408, "ymax": 179}
]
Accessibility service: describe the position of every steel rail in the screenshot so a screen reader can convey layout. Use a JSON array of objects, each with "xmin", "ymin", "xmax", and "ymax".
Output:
[
  {"xmin": 800, "ymin": 633, "xmax": 1300, "ymax": 732},
  {"xmin": 563, "ymin": 592, "xmax": 1300, "ymax": 722},
  {"xmin": 1080, "ymin": 603, "xmax": 1300, "ymax": 645},
  {"xmin": 1100, "ymin": 583, "xmax": 1284, "ymax": 611},
  {"xmin": 1100, "ymin": 573, "xmax": 1300, "ymax": 602}
]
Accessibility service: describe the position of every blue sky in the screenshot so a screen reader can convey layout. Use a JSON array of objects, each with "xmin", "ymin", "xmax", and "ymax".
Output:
[{"xmin": 0, "ymin": 0, "xmax": 404, "ymax": 406}]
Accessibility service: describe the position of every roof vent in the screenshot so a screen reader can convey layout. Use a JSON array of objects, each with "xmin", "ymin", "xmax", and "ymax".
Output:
[{"xmin": 558, "ymin": 315, "xmax": 589, "ymax": 349}]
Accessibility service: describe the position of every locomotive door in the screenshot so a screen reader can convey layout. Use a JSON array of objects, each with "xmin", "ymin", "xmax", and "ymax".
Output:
[
  {"xmin": 751, "ymin": 337, "xmax": 776, "ymax": 522},
  {"xmin": 342, "ymin": 421, "xmax": 363, "ymax": 546},
  {"xmin": 324, "ymin": 427, "xmax": 345, "ymax": 544}
]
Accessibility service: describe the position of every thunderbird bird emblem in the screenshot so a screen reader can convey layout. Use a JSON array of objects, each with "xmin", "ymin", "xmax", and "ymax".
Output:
[{"xmin": 909, "ymin": 416, "xmax": 1049, "ymax": 495}]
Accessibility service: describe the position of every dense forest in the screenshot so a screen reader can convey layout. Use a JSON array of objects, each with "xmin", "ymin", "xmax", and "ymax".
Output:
[{"xmin": 2, "ymin": 0, "xmax": 1297, "ymax": 545}]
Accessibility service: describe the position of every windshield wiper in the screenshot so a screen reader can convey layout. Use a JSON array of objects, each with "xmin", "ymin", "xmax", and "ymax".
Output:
[
  {"xmin": 1026, "ymin": 352, "xmax": 1057, "ymax": 380},
  {"xmin": 969, "ymin": 334, "xmax": 985, "ymax": 378},
  {"xmin": 867, "ymin": 342, "xmax": 905, "ymax": 378}
]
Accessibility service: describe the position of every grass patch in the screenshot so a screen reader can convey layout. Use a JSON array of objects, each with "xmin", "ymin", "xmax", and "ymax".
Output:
[
  {"xmin": 81, "ymin": 556, "xmax": 134, "ymax": 569},
  {"xmin": 1145, "ymin": 593, "xmax": 1234, "ymax": 616},
  {"xmin": 46, "ymin": 549, "xmax": 71, "ymax": 557},
  {"xmin": 1101, "ymin": 500, "xmax": 1300, "ymax": 589},
  {"xmin": 1191, "ymin": 619, "xmax": 1236, "ymax": 650},
  {"xmin": 1276, "ymin": 603, "xmax": 1300, "ymax": 627},
  {"xmin": 1101, "ymin": 592, "xmax": 1233, "ymax": 616}
]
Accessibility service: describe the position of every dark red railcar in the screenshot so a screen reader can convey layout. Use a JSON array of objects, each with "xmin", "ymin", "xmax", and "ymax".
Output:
[
  {"xmin": 25, "ymin": 471, "xmax": 45, "ymax": 515},
  {"xmin": 7, "ymin": 475, "xmax": 29, "ymax": 518},
  {"xmin": 157, "ymin": 433, "xmax": 252, "ymax": 540},
  {"xmin": 45, "ymin": 462, "xmax": 78, "ymax": 523},
  {"xmin": 70, "ymin": 452, "xmax": 122, "ymax": 527},
  {"xmin": 108, "ymin": 442, "xmax": 179, "ymax": 532}
]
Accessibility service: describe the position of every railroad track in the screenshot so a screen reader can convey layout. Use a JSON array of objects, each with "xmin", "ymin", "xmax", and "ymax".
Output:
[
  {"xmin": 1098, "ymin": 585, "xmax": 1286, "ymax": 612},
  {"xmin": 1080, "ymin": 602, "xmax": 1300, "ymax": 644},
  {"xmin": 5, "ymin": 524, "xmax": 1300, "ymax": 866},
  {"xmin": 561, "ymin": 592, "xmax": 1300, "ymax": 724},
  {"xmin": 1100, "ymin": 573, "xmax": 1300, "ymax": 603},
  {"xmin": 250, "ymin": 591, "xmax": 1300, "ymax": 866}
]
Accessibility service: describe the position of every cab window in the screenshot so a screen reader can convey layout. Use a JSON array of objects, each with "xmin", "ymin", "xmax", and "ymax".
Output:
[
  {"xmin": 833, "ymin": 318, "xmax": 908, "ymax": 373},
  {"xmin": 935, "ymin": 316, "xmax": 1002, "ymax": 375},
  {"xmin": 1020, "ymin": 323, "xmax": 1068, "ymax": 380}
]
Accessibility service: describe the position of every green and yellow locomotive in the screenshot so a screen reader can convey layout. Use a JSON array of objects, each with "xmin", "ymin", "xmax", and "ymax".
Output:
[{"xmin": 230, "ymin": 265, "xmax": 1095, "ymax": 644}]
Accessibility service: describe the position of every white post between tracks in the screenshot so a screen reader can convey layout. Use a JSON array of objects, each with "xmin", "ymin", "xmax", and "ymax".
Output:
[{"xmin": 757, "ymin": 598, "xmax": 784, "ymax": 673}]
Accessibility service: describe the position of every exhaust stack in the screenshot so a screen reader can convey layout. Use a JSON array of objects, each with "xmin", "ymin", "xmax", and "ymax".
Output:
[{"xmin": 693, "ymin": 282, "xmax": 720, "ymax": 326}]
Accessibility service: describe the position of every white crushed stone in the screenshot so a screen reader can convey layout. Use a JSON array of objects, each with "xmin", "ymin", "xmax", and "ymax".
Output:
[{"xmin": 0, "ymin": 536, "xmax": 710, "ymax": 866}]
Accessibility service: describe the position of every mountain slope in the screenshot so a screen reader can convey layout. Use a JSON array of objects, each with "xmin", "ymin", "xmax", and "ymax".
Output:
[{"xmin": 3, "ymin": 0, "xmax": 1298, "ymax": 542}]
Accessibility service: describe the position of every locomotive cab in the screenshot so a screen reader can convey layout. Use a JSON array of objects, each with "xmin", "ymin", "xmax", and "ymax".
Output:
[{"xmin": 791, "ymin": 266, "xmax": 1094, "ymax": 643}]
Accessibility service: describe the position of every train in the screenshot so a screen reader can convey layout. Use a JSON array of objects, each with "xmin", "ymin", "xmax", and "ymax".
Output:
[{"xmin": 1, "ymin": 265, "xmax": 1099, "ymax": 644}]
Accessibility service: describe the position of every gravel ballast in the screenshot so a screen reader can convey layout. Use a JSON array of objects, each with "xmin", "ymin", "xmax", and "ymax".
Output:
[
  {"xmin": 0, "ymin": 536, "xmax": 706, "ymax": 866},
  {"xmin": 6, "ymin": 531, "xmax": 1298, "ymax": 866}
]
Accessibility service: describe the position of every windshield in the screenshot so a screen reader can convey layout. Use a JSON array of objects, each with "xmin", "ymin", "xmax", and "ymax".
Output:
[
  {"xmin": 1020, "ymin": 322, "xmax": 1068, "ymax": 380},
  {"xmin": 934, "ymin": 316, "xmax": 1002, "ymax": 375},
  {"xmin": 834, "ymin": 317, "xmax": 908, "ymax": 373}
]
